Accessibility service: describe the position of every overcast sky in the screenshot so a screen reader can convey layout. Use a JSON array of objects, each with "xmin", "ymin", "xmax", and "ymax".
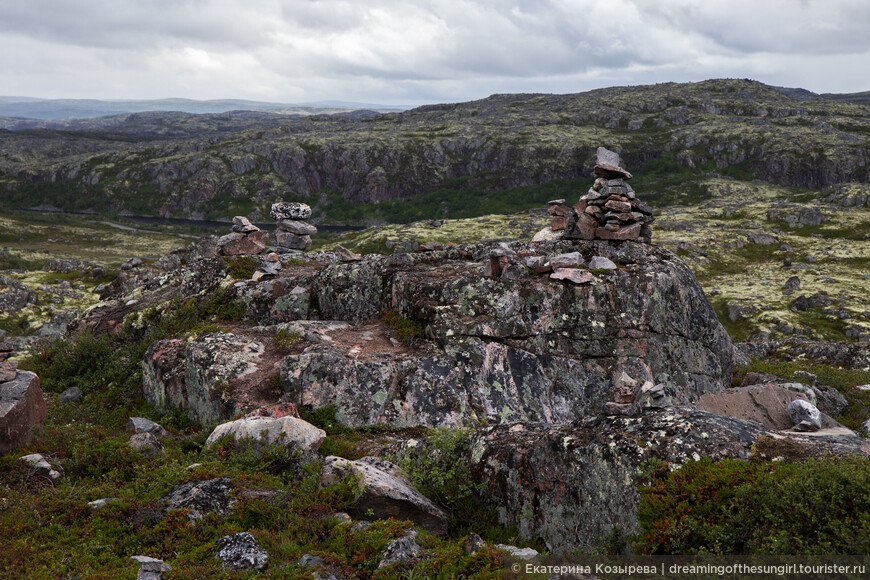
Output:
[{"xmin": 2, "ymin": 0, "xmax": 869, "ymax": 106}]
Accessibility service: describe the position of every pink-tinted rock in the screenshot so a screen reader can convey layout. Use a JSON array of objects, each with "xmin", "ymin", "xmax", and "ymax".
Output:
[
  {"xmin": 142, "ymin": 333, "xmax": 269, "ymax": 426},
  {"xmin": 0, "ymin": 361, "xmax": 17, "ymax": 382},
  {"xmin": 595, "ymin": 222, "xmax": 641, "ymax": 240},
  {"xmin": 334, "ymin": 244, "xmax": 362, "ymax": 262},
  {"xmin": 547, "ymin": 204, "xmax": 571, "ymax": 217},
  {"xmin": 232, "ymin": 216, "xmax": 260, "ymax": 233},
  {"xmin": 0, "ymin": 341, "xmax": 13, "ymax": 362},
  {"xmin": 603, "ymin": 200, "xmax": 632, "ymax": 213},
  {"xmin": 701, "ymin": 385, "xmax": 793, "ymax": 428},
  {"xmin": 220, "ymin": 230, "xmax": 269, "ymax": 256},
  {"xmin": 549, "ymin": 268, "xmax": 594, "ymax": 285},
  {"xmin": 0, "ymin": 371, "xmax": 46, "ymax": 455},
  {"xmin": 564, "ymin": 211, "xmax": 598, "ymax": 240}
]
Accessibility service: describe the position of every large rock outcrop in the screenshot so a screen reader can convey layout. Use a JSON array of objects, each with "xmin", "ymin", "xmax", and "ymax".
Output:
[
  {"xmin": 280, "ymin": 239, "xmax": 733, "ymax": 427},
  {"xmin": 468, "ymin": 410, "xmax": 870, "ymax": 555},
  {"xmin": 138, "ymin": 238, "xmax": 733, "ymax": 430}
]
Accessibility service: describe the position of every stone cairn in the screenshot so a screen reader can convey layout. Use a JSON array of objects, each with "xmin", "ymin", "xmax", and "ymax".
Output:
[
  {"xmin": 548, "ymin": 147, "xmax": 654, "ymax": 243},
  {"xmin": 216, "ymin": 216, "xmax": 269, "ymax": 256},
  {"xmin": 271, "ymin": 202, "xmax": 317, "ymax": 253}
]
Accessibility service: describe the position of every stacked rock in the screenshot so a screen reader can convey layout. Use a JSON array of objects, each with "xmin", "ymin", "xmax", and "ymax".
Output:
[
  {"xmin": 216, "ymin": 217, "xmax": 269, "ymax": 256},
  {"xmin": 271, "ymin": 202, "xmax": 317, "ymax": 253},
  {"xmin": 562, "ymin": 147, "xmax": 654, "ymax": 243}
]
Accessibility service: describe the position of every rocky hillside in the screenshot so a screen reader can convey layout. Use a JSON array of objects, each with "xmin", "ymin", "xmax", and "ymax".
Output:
[
  {"xmin": 2, "ymin": 79, "xmax": 869, "ymax": 221},
  {"xmin": 2, "ymin": 203, "xmax": 869, "ymax": 575}
]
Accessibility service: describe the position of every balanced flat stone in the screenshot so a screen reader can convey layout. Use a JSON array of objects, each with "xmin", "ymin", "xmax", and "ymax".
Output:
[
  {"xmin": 277, "ymin": 219, "xmax": 318, "ymax": 235},
  {"xmin": 270, "ymin": 202, "xmax": 312, "ymax": 221}
]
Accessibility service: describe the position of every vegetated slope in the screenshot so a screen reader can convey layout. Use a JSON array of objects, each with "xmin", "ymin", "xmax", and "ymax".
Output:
[{"xmin": 1, "ymin": 78, "xmax": 868, "ymax": 222}]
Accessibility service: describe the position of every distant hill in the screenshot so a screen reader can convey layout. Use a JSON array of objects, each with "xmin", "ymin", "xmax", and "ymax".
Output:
[
  {"xmin": 1, "ymin": 79, "xmax": 868, "ymax": 223},
  {"xmin": 770, "ymin": 86, "xmax": 870, "ymax": 106},
  {"xmin": 0, "ymin": 97, "xmax": 406, "ymax": 120}
]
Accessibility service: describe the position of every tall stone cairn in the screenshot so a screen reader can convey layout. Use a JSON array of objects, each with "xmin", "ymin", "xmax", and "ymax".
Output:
[
  {"xmin": 271, "ymin": 202, "xmax": 317, "ymax": 253},
  {"xmin": 552, "ymin": 147, "xmax": 654, "ymax": 243}
]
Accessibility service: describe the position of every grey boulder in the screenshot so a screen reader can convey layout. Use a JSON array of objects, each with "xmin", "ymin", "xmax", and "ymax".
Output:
[
  {"xmin": 319, "ymin": 456, "xmax": 448, "ymax": 536},
  {"xmin": 788, "ymin": 399, "xmax": 822, "ymax": 431}
]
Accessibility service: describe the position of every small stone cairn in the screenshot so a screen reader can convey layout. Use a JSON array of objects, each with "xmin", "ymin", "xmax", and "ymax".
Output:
[
  {"xmin": 271, "ymin": 202, "xmax": 317, "ymax": 253},
  {"xmin": 548, "ymin": 147, "xmax": 654, "ymax": 243},
  {"xmin": 216, "ymin": 217, "xmax": 269, "ymax": 256}
]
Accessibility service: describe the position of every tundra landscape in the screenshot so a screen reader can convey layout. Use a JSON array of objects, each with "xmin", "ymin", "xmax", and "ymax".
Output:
[{"xmin": 1, "ymin": 79, "xmax": 870, "ymax": 578}]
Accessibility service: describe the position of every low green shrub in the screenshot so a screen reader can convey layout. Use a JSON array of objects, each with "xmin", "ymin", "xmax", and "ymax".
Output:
[
  {"xmin": 222, "ymin": 255, "xmax": 259, "ymax": 279},
  {"xmin": 635, "ymin": 457, "xmax": 870, "ymax": 555},
  {"xmin": 389, "ymin": 427, "xmax": 478, "ymax": 510},
  {"xmin": 275, "ymin": 327, "xmax": 304, "ymax": 351},
  {"xmin": 382, "ymin": 309, "xmax": 425, "ymax": 344},
  {"xmin": 0, "ymin": 251, "xmax": 44, "ymax": 271}
]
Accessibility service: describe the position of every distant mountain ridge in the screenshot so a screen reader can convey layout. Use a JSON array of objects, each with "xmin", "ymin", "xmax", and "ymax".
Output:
[
  {"xmin": 0, "ymin": 97, "xmax": 407, "ymax": 120},
  {"xmin": 770, "ymin": 86, "xmax": 870, "ymax": 105},
  {"xmin": 1, "ymin": 78, "xmax": 868, "ymax": 223}
]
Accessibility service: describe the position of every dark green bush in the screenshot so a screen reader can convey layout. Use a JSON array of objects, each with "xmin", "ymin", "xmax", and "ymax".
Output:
[
  {"xmin": 635, "ymin": 457, "xmax": 870, "ymax": 555},
  {"xmin": 382, "ymin": 309, "xmax": 425, "ymax": 344},
  {"xmin": 222, "ymin": 255, "xmax": 259, "ymax": 279}
]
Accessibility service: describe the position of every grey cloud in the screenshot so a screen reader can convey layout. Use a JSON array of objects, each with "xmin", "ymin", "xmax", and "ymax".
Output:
[
  {"xmin": 1, "ymin": 0, "xmax": 869, "ymax": 103},
  {"xmin": 634, "ymin": 0, "xmax": 870, "ymax": 56}
]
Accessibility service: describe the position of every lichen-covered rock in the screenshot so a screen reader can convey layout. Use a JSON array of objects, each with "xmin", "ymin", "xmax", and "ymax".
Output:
[
  {"xmin": 736, "ymin": 339, "xmax": 870, "ymax": 372},
  {"xmin": 142, "ymin": 333, "xmax": 266, "ymax": 425},
  {"xmin": 270, "ymin": 202, "xmax": 311, "ymax": 221},
  {"xmin": 468, "ymin": 409, "xmax": 870, "ymax": 554},
  {"xmin": 311, "ymin": 257, "xmax": 388, "ymax": 324},
  {"xmin": 204, "ymin": 415, "xmax": 325, "ymax": 451},
  {"xmin": 129, "ymin": 432, "xmax": 164, "ymax": 456},
  {"xmin": 233, "ymin": 271, "xmax": 317, "ymax": 324},
  {"xmin": 277, "ymin": 240, "xmax": 734, "ymax": 428},
  {"xmin": 161, "ymin": 477, "xmax": 236, "ymax": 521},
  {"xmin": 0, "ymin": 275, "xmax": 37, "ymax": 313},
  {"xmin": 215, "ymin": 532, "xmax": 268, "ymax": 571},
  {"xmin": 1, "ymin": 371, "xmax": 46, "ymax": 455},
  {"xmin": 319, "ymin": 456, "xmax": 449, "ymax": 536},
  {"xmin": 377, "ymin": 530, "xmax": 425, "ymax": 569},
  {"xmin": 788, "ymin": 399, "xmax": 822, "ymax": 431}
]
